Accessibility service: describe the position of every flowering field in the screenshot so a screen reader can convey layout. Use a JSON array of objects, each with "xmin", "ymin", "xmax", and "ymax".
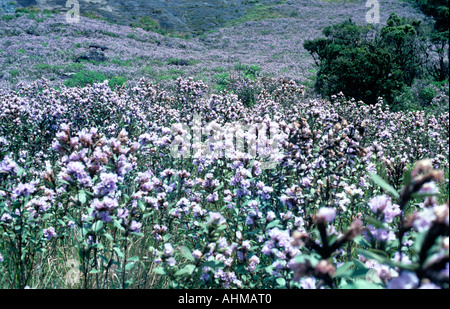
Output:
[
  {"xmin": 0, "ymin": 0, "xmax": 448, "ymax": 291},
  {"xmin": 0, "ymin": 76, "xmax": 448, "ymax": 289}
]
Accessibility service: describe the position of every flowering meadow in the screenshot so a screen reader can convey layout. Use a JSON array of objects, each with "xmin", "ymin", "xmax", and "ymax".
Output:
[
  {"xmin": 0, "ymin": 0, "xmax": 448, "ymax": 291},
  {"xmin": 0, "ymin": 75, "xmax": 448, "ymax": 289}
]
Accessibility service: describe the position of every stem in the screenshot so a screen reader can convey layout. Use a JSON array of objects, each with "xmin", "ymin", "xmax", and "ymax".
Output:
[{"xmin": 121, "ymin": 233, "xmax": 129, "ymax": 289}]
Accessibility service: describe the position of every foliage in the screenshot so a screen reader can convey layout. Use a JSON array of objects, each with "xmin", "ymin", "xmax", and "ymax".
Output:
[
  {"xmin": 63, "ymin": 71, "xmax": 126, "ymax": 89},
  {"xmin": 304, "ymin": 14, "xmax": 434, "ymax": 106},
  {"xmin": 411, "ymin": 0, "xmax": 449, "ymax": 33},
  {"xmin": 0, "ymin": 77, "xmax": 448, "ymax": 289},
  {"xmin": 130, "ymin": 16, "xmax": 161, "ymax": 34}
]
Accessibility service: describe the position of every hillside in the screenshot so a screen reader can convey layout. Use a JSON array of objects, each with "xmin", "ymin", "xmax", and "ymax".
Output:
[
  {"xmin": 2, "ymin": 0, "xmax": 285, "ymax": 33},
  {"xmin": 0, "ymin": 0, "xmax": 428, "ymax": 90}
]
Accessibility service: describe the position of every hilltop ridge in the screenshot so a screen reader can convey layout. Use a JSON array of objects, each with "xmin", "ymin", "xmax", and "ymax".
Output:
[{"xmin": 1, "ymin": 0, "xmax": 284, "ymax": 33}]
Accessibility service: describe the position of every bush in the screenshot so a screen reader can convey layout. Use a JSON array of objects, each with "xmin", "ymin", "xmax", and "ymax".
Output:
[
  {"xmin": 130, "ymin": 16, "xmax": 160, "ymax": 32},
  {"xmin": 167, "ymin": 58, "xmax": 191, "ymax": 66},
  {"xmin": 419, "ymin": 86, "xmax": 436, "ymax": 105},
  {"xmin": 0, "ymin": 77, "xmax": 448, "ymax": 289},
  {"xmin": 304, "ymin": 14, "xmax": 429, "ymax": 106},
  {"xmin": 63, "ymin": 71, "xmax": 126, "ymax": 89},
  {"xmin": 63, "ymin": 70, "xmax": 107, "ymax": 88},
  {"xmin": 1, "ymin": 15, "xmax": 15, "ymax": 22},
  {"xmin": 212, "ymin": 72, "xmax": 230, "ymax": 91}
]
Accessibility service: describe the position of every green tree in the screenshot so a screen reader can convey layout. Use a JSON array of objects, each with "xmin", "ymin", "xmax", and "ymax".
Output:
[
  {"xmin": 380, "ymin": 13, "xmax": 425, "ymax": 86},
  {"xmin": 304, "ymin": 14, "xmax": 430, "ymax": 105},
  {"xmin": 411, "ymin": 0, "xmax": 449, "ymax": 81}
]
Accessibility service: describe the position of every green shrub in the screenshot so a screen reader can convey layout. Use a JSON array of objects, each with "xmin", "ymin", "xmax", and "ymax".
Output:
[
  {"xmin": 167, "ymin": 58, "xmax": 191, "ymax": 66},
  {"xmin": 1, "ymin": 14, "xmax": 15, "ymax": 21},
  {"xmin": 63, "ymin": 70, "xmax": 108, "ymax": 88},
  {"xmin": 108, "ymin": 76, "xmax": 127, "ymax": 89},
  {"xmin": 304, "ymin": 14, "xmax": 427, "ymax": 106},
  {"xmin": 68, "ymin": 62, "xmax": 87, "ymax": 72},
  {"xmin": 212, "ymin": 72, "xmax": 230, "ymax": 91},
  {"xmin": 419, "ymin": 86, "xmax": 436, "ymax": 105},
  {"xmin": 243, "ymin": 65, "xmax": 262, "ymax": 80},
  {"xmin": 8, "ymin": 69, "xmax": 19, "ymax": 79},
  {"xmin": 63, "ymin": 70, "xmax": 126, "ymax": 89},
  {"xmin": 130, "ymin": 16, "xmax": 160, "ymax": 32}
]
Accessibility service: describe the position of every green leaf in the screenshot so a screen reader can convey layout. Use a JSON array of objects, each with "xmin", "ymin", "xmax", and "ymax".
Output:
[
  {"xmin": 356, "ymin": 248, "xmax": 418, "ymax": 271},
  {"xmin": 78, "ymin": 190, "xmax": 87, "ymax": 204},
  {"xmin": 104, "ymin": 233, "xmax": 114, "ymax": 241},
  {"xmin": 127, "ymin": 256, "xmax": 139, "ymax": 262},
  {"xmin": 89, "ymin": 269, "xmax": 101, "ymax": 274},
  {"xmin": 124, "ymin": 278, "xmax": 133, "ymax": 288},
  {"xmin": 368, "ymin": 172, "xmax": 400, "ymax": 199},
  {"xmin": 357, "ymin": 248, "xmax": 389, "ymax": 263},
  {"xmin": 266, "ymin": 219, "xmax": 281, "ymax": 229},
  {"xmin": 59, "ymin": 180, "xmax": 71, "ymax": 186},
  {"xmin": 202, "ymin": 260, "xmax": 225, "ymax": 269},
  {"xmin": 91, "ymin": 242, "xmax": 104, "ymax": 250},
  {"xmin": 403, "ymin": 170, "xmax": 412, "ymax": 186},
  {"xmin": 179, "ymin": 246, "xmax": 195, "ymax": 262},
  {"xmin": 340, "ymin": 279, "xmax": 384, "ymax": 289},
  {"xmin": 113, "ymin": 247, "xmax": 125, "ymax": 259},
  {"xmin": 125, "ymin": 262, "xmax": 135, "ymax": 270},
  {"xmin": 92, "ymin": 221, "xmax": 103, "ymax": 233},
  {"xmin": 153, "ymin": 266, "xmax": 168, "ymax": 275},
  {"xmin": 113, "ymin": 219, "xmax": 125, "ymax": 231},
  {"xmin": 213, "ymin": 184, "xmax": 224, "ymax": 192},
  {"xmin": 365, "ymin": 216, "xmax": 387, "ymax": 229},
  {"xmin": 174, "ymin": 264, "xmax": 196, "ymax": 276},
  {"xmin": 138, "ymin": 200, "xmax": 146, "ymax": 212},
  {"xmin": 333, "ymin": 262, "xmax": 354, "ymax": 278},
  {"xmin": 276, "ymin": 277, "xmax": 286, "ymax": 287}
]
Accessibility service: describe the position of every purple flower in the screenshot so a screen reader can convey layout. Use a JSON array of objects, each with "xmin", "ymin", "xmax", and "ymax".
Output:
[
  {"xmin": 207, "ymin": 211, "xmax": 226, "ymax": 227},
  {"xmin": 387, "ymin": 271, "xmax": 419, "ymax": 289},
  {"xmin": 97, "ymin": 211, "xmax": 112, "ymax": 222},
  {"xmin": 364, "ymin": 225, "xmax": 396, "ymax": 242},
  {"xmin": 413, "ymin": 208, "xmax": 436, "ymax": 232},
  {"xmin": 1, "ymin": 213, "xmax": 12, "ymax": 222},
  {"xmin": 206, "ymin": 192, "xmax": 218, "ymax": 203},
  {"xmin": 192, "ymin": 250, "xmax": 203, "ymax": 259},
  {"xmin": 166, "ymin": 257, "xmax": 177, "ymax": 267},
  {"xmin": 266, "ymin": 211, "xmax": 276, "ymax": 221},
  {"xmin": 130, "ymin": 220, "xmax": 142, "ymax": 233},
  {"xmin": 0, "ymin": 156, "xmax": 18, "ymax": 174},
  {"xmin": 12, "ymin": 182, "xmax": 36, "ymax": 198},
  {"xmin": 316, "ymin": 207, "xmax": 336, "ymax": 223},
  {"xmin": 93, "ymin": 172, "xmax": 119, "ymax": 196},
  {"xmin": 368, "ymin": 195, "xmax": 390, "ymax": 213},
  {"xmin": 368, "ymin": 195, "xmax": 401, "ymax": 223},
  {"xmin": 418, "ymin": 282, "xmax": 441, "ymax": 289},
  {"xmin": 66, "ymin": 161, "xmax": 87, "ymax": 179},
  {"xmin": 248, "ymin": 255, "xmax": 260, "ymax": 272},
  {"xmin": 163, "ymin": 243, "xmax": 174, "ymax": 257},
  {"xmin": 300, "ymin": 277, "xmax": 317, "ymax": 289},
  {"xmin": 117, "ymin": 208, "xmax": 129, "ymax": 220},
  {"xmin": 91, "ymin": 197, "xmax": 119, "ymax": 222},
  {"xmin": 43, "ymin": 227, "xmax": 57, "ymax": 240}
]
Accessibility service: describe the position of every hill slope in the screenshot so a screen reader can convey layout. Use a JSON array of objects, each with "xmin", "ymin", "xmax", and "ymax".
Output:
[{"xmin": 0, "ymin": 0, "xmax": 427, "ymax": 89}]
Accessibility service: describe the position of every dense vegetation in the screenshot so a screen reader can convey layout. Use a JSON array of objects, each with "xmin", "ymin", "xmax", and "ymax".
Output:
[
  {"xmin": 0, "ymin": 77, "xmax": 448, "ymax": 289},
  {"xmin": 0, "ymin": 1, "xmax": 448, "ymax": 290},
  {"xmin": 304, "ymin": 10, "xmax": 448, "ymax": 110}
]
